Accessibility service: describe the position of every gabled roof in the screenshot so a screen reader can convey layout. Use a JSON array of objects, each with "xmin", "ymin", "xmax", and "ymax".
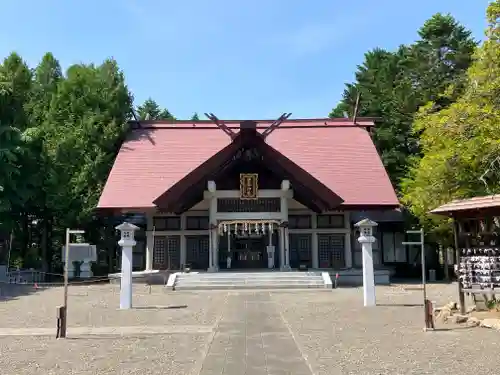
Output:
[
  {"xmin": 153, "ymin": 128, "xmax": 344, "ymax": 212},
  {"xmin": 97, "ymin": 118, "xmax": 399, "ymax": 211}
]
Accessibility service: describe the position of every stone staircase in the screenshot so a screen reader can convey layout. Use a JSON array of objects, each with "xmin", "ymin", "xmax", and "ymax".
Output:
[{"xmin": 170, "ymin": 271, "xmax": 332, "ymax": 290}]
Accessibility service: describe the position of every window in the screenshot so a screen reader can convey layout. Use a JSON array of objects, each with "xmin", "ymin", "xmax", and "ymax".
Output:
[
  {"xmin": 153, "ymin": 216, "xmax": 181, "ymax": 230},
  {"xmin": 186, "ymin": 216, "xmax": 210, "ymax": 230},
  {"xmin": 288, "ymin": 215, "xmax": 311, "ymax": 229},
  {"xmin": 317, "ymin": 214, "xmax": 344, "ymax": 228},
  {"xmin": 217, "ymin": 198, "xmax": 281, "ymax": 212}
]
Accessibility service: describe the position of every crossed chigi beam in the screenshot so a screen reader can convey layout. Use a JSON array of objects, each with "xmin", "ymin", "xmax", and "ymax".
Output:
[{"xmin": 204, "ymin": 112, "xmax": 292, "ymax": 139}]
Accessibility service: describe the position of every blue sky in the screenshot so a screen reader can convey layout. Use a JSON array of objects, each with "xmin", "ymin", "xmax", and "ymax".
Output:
[{"xmin": 0, "ymin": 0, "xmax": 491, "ymax": 119}]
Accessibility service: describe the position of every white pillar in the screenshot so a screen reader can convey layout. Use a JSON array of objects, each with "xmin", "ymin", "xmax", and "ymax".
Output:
[
  {"xmin": 355, "ymin": 219, "xmax": 378, "ymax": 307},
  {"xmin": 344, "ymin": 212, "xmax": 352, "ymax": 268},
  {"xmin": 180, "ymin": 235, "xmax": 187, "ymax": 268},
  {"xmin": 281, "ymin": 180, "xmax": 290, "ymax": 270},
  {"xmin": 267, "ymin": 229, "xmax": 274, "ymax": 269},
  {"xmin": 279, "ymin": 227, "xmax": 285, "ymax": 269},
  {"xmin": 227, "ymin": 231, "xmax": 231, "ymax": 269},
  {"xmin": 344, "ymin": 232, "xmax": 353, "ymax": 269},
  {"xmin": 284, "ymin": 227, "xmax": 290, "ymax": 268},
  {"xmin": 116, "ymin": 222, "xmax": 139, "ymax": 310},
  {"xmin": 180, "ymin": 214, "xmax": 187, "ymax": 268},
  {"xmin": 311, "ymin": 213, "xmax": 319, "ymax": 268},
  {"xmin": 208, "ymin": 180, "xmax": 217, "ymax": 272},
  {"xmin": 145, "ymin": 231, "xmax": 153, "ymax": 271},
  {"xmin": 208, "ymin": 230, "xmax": 214, "ymax": 271},
  {"xmin": 145, "ymin": 214, "xmax": 154, "ymax": 271}
]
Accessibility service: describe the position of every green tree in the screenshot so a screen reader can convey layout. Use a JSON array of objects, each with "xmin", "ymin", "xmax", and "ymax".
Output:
[
  {"xmin": 137, "ymin": 98, "xmax": 174, "ymax": 120},
  {"xmin": 401, "ymin": 1, "xmax": 500, "ymax": 235},
  {"xmin": 330, "ymin": 14, "xmax": 477, "ymax": 189},
  {"xmin": 191, "ymin": 112, "xmax": 200, "ymax": 121}
]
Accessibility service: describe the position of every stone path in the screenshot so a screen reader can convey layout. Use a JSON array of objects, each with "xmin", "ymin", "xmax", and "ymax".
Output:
[
  {"xmin": 196, "ymin": 293, "xmax": 312, "ymax": 375},
  {"xmin": 2, "ymin": 284, "xmax": 500, "ymax": 374}
]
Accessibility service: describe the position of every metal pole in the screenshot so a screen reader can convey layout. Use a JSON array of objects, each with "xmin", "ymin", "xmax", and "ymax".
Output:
[
  {"xmin": 60, "ymin": 228, "xmax": 70, "ymax": 338},
  {"xmin": 420, "ymin": 229, "xmax": 427, "ymax": 324}
]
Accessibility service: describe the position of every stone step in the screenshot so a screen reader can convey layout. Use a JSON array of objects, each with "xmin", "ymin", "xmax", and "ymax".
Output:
[
  {"xmin": 176, "ymin": 276, "xmax": 324, "ymax": 282},
  {"xmin": 176, "ymin": 280, "xmax": 325, "ymax": 286},
  {"xmin": 172, "ymin": 271, "xmax": 331, "ymax": 290},
  {"xmin": 176, "ymin": 272, "xmax": 323, "ymax": 279},
  {"xmin": 174, "ymin": 283, "xmax": 329, "ymax": 290}
]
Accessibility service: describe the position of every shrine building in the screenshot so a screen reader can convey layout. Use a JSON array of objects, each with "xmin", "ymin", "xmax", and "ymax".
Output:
[{"xmin": 97, "ymin": 116, "xmax": 405, "ymax": 279}]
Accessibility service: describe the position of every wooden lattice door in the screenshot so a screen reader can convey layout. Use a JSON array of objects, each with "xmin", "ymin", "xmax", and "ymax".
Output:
[
  {"xmin": 186, "ymin": 235, "xmax": 210, "ymax": 270},
  {"xmin": 153, "ymin": 235, "xmax": 180, "ymax": 270},
  {"xmin": 289, "ymin": 234, "xmax": 312, "ymax": 268},
  {"xmin": 318, "ymin": 234, "xmax": 345, "ymax": 269}
]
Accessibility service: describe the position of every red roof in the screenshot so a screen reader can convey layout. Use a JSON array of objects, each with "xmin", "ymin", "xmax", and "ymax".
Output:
[{"xmin": 97, "ymin": 118, "xmax": 399, "ymax": 210}]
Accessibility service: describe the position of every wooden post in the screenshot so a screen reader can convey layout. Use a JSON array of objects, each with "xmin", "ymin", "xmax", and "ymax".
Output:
[
  {"xmin": 453, "ymin": 218, "xmax": 466, "ymax": 314},
  {"xmin": 60, "ymin": 228, "xmax": 70, "ymax": 338},
  {"xmin": 56, "ymin": 305, "xmax": 66, "ymax": 338},
  {"xmin": 442, "ymin": 244, "xmax": 450, "ymax": 282},
  {"xmin": 424, "ymin": 299, "xmax": 435, "ymax": 330}
]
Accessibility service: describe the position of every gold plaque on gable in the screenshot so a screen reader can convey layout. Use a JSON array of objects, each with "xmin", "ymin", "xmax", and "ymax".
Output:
[{"xmin": 240, "ymin": 173, "xmax": 258, "ymax": 200}]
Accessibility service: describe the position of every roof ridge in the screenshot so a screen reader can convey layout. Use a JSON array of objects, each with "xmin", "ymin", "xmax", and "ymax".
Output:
[
  {"xmin": 131, "ymin": 119, "xmax": 377, "ymax": 130},
  {"xmin": 133, "ymin": 117, "xmax": 378, "ymax": 124}
]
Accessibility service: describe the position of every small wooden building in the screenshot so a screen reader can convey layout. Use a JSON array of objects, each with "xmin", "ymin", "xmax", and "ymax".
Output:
[{"xmin": 431, "ymin": 195, "xmax": 500, "ymax": 312}]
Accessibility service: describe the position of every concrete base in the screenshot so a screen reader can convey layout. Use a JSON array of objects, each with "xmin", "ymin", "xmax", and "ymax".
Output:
[
  {"xmin": 108, "ymin": 270, "xmax": 170, "ymax": 285},
  {"xmin": 331, "ymin": 269, "xmax": 391, "ymax": 286},
  {"xmin": 108, "ymin": 268, "xmax": 392, "ymax": 287}
]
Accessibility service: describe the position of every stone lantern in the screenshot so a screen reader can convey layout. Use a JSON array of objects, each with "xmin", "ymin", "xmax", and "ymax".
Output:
[
  {"xmin": 116, "ymin": 222, "xmax": 139, "ymax": 309},
  {"xmin": 354, "ymin": 218, "xmax": 378, "ymax": 307}
]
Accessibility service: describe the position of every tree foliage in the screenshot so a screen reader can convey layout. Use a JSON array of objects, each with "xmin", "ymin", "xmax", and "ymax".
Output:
[
  {"xmin": 0, "ymin": 53, "xmax": 133, "ymax": 270},
  {"xmin": 136, "ymin": 98, "xmax": 174, "ymax": 120},
  {"xmin": 402, "ymin": 1, "xmax": 500, "ymax": 233},
  {"xmin": 330, "ymin": 13, "xmax": 477, "ymax": 189}
]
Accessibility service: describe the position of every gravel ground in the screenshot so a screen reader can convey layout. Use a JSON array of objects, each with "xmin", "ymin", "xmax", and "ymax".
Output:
[
  {"xmin": 0, "ymin": 284, "xmax": 223, "ymax": 328},
  {"xmin": 0, "ymin": 334, "xmax": 207, "ymax": 375},
  {"xmin": 0, "ymin": 282, "xmax": 498, "ymax": 374}
]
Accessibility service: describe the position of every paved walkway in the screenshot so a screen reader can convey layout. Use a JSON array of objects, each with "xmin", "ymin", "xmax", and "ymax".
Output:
[{"xmin": 196, "ymin": 293, "xmax": 312, "ymax": 375}]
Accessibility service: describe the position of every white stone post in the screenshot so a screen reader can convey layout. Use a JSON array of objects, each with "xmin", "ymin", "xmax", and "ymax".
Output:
[
  {"xmin": 116, "ymin": 222, "xmax": 139, "ymax": 310},
  {"xmin": 355, "ymin": 219, "xmax": 378, "ymax": 307}
]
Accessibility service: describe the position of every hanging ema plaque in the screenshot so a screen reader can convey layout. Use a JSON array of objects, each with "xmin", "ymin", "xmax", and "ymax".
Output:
[{"xmin": 239, "ymin": 173, "xmax": 258, "ymax": 200}]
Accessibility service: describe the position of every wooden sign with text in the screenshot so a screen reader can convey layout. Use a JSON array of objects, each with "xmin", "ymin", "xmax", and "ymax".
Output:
[{"xmin": 239, "ymin": 173, "xmax": 258, "ymax": 200}]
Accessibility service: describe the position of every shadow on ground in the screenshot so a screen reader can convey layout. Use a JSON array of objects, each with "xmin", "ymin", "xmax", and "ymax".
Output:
[
  {"xmin": 0, "ymin": 283, "xmax": 46, "ymax": 301},
  {"xmin": 134, "ymin": 305, "xmax": 188, "ymax": 310},
  {"xmin": 376, "ymin": 303, "xmax": 423, "ymax": 307}
]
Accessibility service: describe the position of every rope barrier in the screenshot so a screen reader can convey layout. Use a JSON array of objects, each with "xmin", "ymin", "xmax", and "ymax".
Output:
[{"xmin": 0, "ymin": 277, "xmax": 111, "ymax": 287}]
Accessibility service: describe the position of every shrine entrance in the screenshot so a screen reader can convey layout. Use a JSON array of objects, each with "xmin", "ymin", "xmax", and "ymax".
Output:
[
  {"xmin": 231, "ymin": 235, "xmax": 267, "ymax": 269},
  {"xmin": 218, "ymin": 219, "xmax": 281, "ymax": 270}
]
